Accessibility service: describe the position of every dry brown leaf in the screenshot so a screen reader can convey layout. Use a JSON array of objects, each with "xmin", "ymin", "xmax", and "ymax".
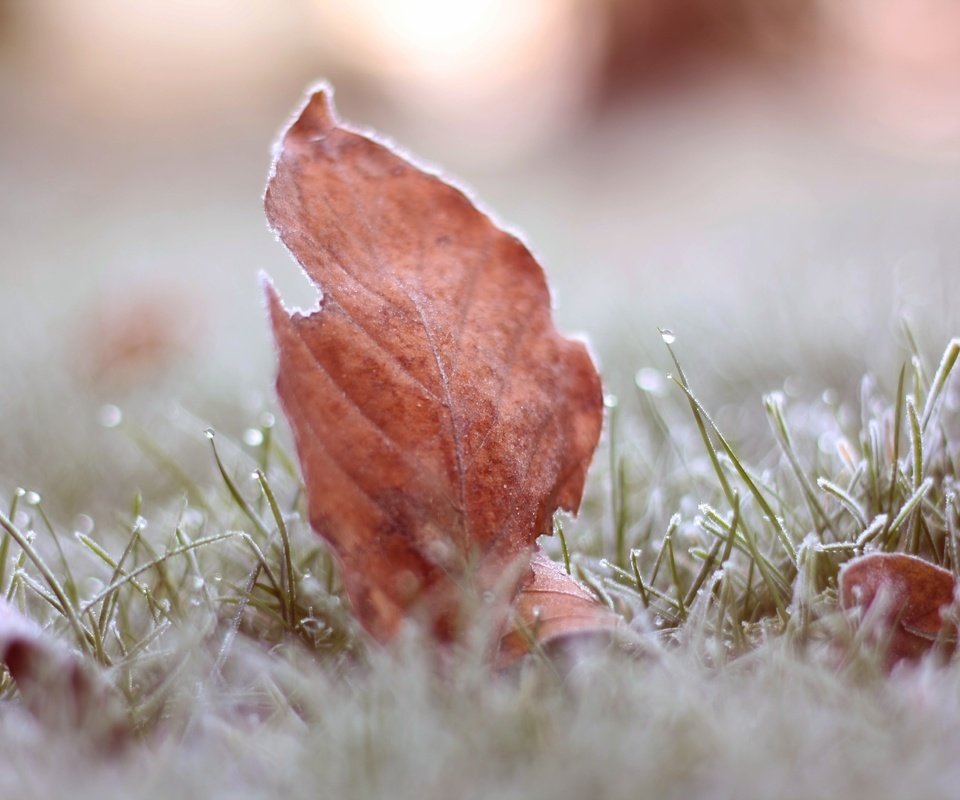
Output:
[
  {"xmin": 265, "ymin": 86, "xmax": 605, "ymax": 646},
  {"xmin": 839, "ymin": 552, "xmax": 957, "ymax": 665},
  {"xmin": 0, "ymin": 600, "xmax": 127, "ymax": 746},
  {"xmin": 497, "ymin": 551, "xmax": 620, "ymax": 667}
]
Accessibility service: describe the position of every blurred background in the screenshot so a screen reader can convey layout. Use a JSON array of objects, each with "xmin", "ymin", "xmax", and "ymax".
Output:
[{"xmin": 3, "ymin": 0, "xmax": 960, "ymax": 516}]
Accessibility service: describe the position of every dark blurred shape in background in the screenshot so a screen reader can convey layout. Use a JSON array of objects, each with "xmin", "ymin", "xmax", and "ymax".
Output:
[
  {"xmin": 595, "ymin": 0, "xmax": 814, "ymax": 104},
  {"xmin": 2, "ymin": 0, "xmax": 960, "ymax": 513}
]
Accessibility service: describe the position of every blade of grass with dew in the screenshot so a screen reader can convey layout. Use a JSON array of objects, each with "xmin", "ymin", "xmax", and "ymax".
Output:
[
  {"xmin": 664, "ymin": 348, "xmax": 797, "ymax": 565},
  {"xmin": 256, "ymin": 469, "xmax": 297, "ymax": 627}
]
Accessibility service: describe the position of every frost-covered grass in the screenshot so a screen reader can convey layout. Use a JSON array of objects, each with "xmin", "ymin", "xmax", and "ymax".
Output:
[{"xmin": 0, "ymin": 332, "xmax": 958, "ymax": 799}]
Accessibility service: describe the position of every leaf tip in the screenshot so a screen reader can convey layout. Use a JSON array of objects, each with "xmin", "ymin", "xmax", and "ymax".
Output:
[{"xmin": 281, "ymin": 83, "xmax": 339, "ymax": 150}]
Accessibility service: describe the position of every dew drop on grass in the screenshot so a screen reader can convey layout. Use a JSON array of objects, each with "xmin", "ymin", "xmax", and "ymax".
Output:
[
  {"xmin": 822, "ymin": 388, "xmax": 839, "ymax": 406},
  {"xmin": 259, "ymin": 412, "xmax": 276, "ymax": 429},
  {"xmin": 98, "ymin": 404, "xmax": 123, "ymax": 428},
  {"xmin": 73, "ymin": 513, "xmax": 95, "ymax": 535},
  {"xmin": 189, "ymin": 576, "xmax": 205, "ymax": 592},
  {"xmin": 659, "ymin": 328, "xmax": 676, "ymax": 344},
  {"xmin": 204, "ymin": 428, "xmax": 215, "ymax": 440},
  {"xmin": 134, "ymin": 515, "xmax": 148, "ymax": 531},
  {"xmin": 243, "ymin": 428, "xmax": 264, "ymax": 447},
  {"xmin": 24, "ymin": 491, "xmax": 40, "ymax": 506},
  {"xmin": 603, "ymin": 394, "xmax": 619, "ymax": 409}
]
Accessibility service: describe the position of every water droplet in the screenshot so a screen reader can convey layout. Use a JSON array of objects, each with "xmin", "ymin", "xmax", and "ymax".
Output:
[
  {"xmin": 204, "ymin": 428, "xmax": 215, "ymax": 440},
  {"xmin": 635, "ymin": 368, "xmax": 666, "ymax": 395},
  {"xmin": 134, "ymin": 515, "xmax": 148, "ymax": 531},
  {"xmin": 821, "ymin": 388, "xmax": 838, "ymax": 406},
  {"xmin": 603, "ymin": 394, "xmax": 619, "ymax": 409},
  {"xmin": 14, "ymin": 487, "xmax": 25, "ymax": 498},
  {"xmin": 213, "ymin": 574, "xmax": 222, "ymax": 583},
  {"xmin": 424, "ymin": 538, "xmax": 453, "ymax": 565},
  {"xmin": 243, "ymin": 428, "xmax": 264, "ymax": 447},
  {"xmin": 24, "ymin": 491, "xmax": 40, "ymax": 506},
  {"xmin": 190, "ymin": 576, "xmax": 205, "ymax": 592},
  {"xmin": 98, "ymin": 404, "xmax": 123, "ymax": 428},
  {"xmin": 659, "ymin": 328, "xmax": 676, "ymax": 345},
  {"xmin": 73, "ymin": 514, "xmax": 95, "ymax": 536},
  {"xmin": 259, "ymin": 412, "xmax": 276, "ymax": 429},
  {"xmin": 766, "ymin": 390, "xmax": 785, "ymax": 408},
  {"xmin": 24, "ymin": 529, "xmax": 36, "ymax": 543}
]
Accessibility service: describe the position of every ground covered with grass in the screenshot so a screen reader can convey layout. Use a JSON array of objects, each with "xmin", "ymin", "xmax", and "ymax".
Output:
[{"xmin": 0, "ymin": 330, "xmax": 958, "ymax": 798}]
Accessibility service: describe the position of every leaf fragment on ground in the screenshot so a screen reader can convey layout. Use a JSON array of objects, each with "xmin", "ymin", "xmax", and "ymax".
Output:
[
  {"xmin": 0, "ymin": 599, "xmax": 127, "ymax": 746},
  {"xmin": 264, "ymin": 86, "xmax": 604, "ymax": 646},
  {"xmin": 497, "ymin": 551, "xmax": 620, "ymax": 667},
  {"xmin": 839, "ymin": 552, "xmax": 957, "ymax": 665}
]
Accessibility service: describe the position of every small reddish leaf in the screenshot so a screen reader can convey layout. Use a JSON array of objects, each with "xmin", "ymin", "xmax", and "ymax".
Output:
[
  {"xmin": 265, "ymin": 87, "xmax": 603, "ymax": 644},
  {"xmin": 839, "ymin": 552, "xmax": 957, "ymax": 665},
  {"xmin": 497, "ymin": 552, "xmax": 619, "ymax": 667},
  {"xmin": 0, "ymin": 600, "xmax": 127, "ymax": 745}
]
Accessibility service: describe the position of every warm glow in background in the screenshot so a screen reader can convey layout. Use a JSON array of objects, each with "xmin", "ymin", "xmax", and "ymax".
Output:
[{"xmin": 3, "ymin": 0, "xmax": 960, "ymax": 511}]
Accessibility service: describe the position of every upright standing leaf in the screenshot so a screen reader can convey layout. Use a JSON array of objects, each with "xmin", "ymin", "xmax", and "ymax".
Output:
[{"xmin": 265, "ymin": 87, "xmax": 604, "ymax": 644}]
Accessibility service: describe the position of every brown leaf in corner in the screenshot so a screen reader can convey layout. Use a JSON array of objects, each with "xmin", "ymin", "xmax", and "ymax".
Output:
[
  {"xmin": 839, "ymin": 552, "xmax": 957, "ymax": 666},
  {"xmin": 265, "ymin": 87, "xmax": 604, "ymax": 645}
]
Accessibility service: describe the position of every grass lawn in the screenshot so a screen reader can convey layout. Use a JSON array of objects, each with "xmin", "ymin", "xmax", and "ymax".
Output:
[{"xmin": 0, "ymin": 315, "xmax": 958, "ymax": 798}]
